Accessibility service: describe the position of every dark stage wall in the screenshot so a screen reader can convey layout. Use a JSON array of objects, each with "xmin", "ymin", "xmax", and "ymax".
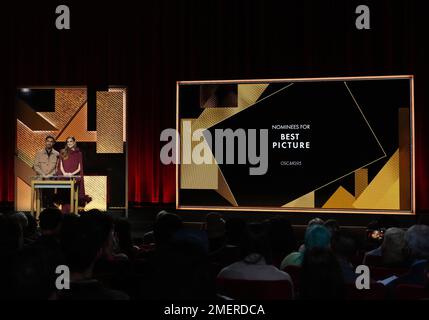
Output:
[{"xmin": 0, "ymin": 0, "xmax": 428, "ymax": 210}]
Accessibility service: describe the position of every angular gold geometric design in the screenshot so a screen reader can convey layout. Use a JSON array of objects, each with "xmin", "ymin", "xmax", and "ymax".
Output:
[
  {"xmin": 179, "ymin": 119, "xmax": 238, "ymax": 206},
  {"xmin": 322, "ymin": 186, "xmax": 355, "ymax": 209},
  {"xmin": 201, "ymin": 85, "xmax": 237, "ymax": 108},
  {"xmin": 57, "ymin": 103, "xmax": 97, "ymax": 142},
  {"xmin": 305, "ymin": 83, "xmax": 388, "ymax": 195},
  {"xmin": 237, "ymin": 84, "xmax": 270, "ymax": 109},
  {"xmin": 398, "ymin": 108, "xmax": 411, "ymax": 210},
  {"xmin": 179, "ymin": 86, "xmax": 298, "ymax": 206},
  {"xmin": 216, "ymin": 168, "xmax": 238, "ymax": 206},
  {"xmin": 16, "ymin": 87, "xmax": 127, "ymax": 212},
  {"xmin": 282, "ymin": 191, "xmax": 315, "ymax": 208},
  {"xmin": 180, "ymin": 119, "xmax": 218, "ymax": 189},
  {"xmin": 375, "ymin": 178, "xmax": 400, "ymax": 210},
  {"xmin": 16, "ymin": 89, "xmax": 86, "ymax": 213},
  {"xmin": 355, "ymin": 168, "xmax": 368, "ymax": 198},
  {"xmin": 295, "ymin": 85, "xmax": 388, "ymax": 197},
  {"xmin": 180, "ymin": 164, "xmax": 218, "ymax": 189},
  {"xmin": 191, "ymin": 83, "xmax": 270, "ymax": 131},
  {"xmin": 180, "ymin": 118, "xmax": 195, "ymax": 165},
  {"xmin": 344, "ymin": 82, "xmax": 387, "ymax": 157},
  {"xmin": 16, "ymin": 99, "xmax": 57, "ymax": 131},
  {"xmin": 39, "ymin": 88, "xmax": 87, "ymax": 131},
  {"xmin": 16, "ymin": 177, "xmax": 31, "ymax": 212},
  {"xmin": 16, "ymin": 120, "xmax": 57, "ymax": 168},
  {"xmin": 108, "ymin": 88, "xmax": 127, "ymax": 142},
  {"xmin": 83, "ymin": 176, "xmax": 107, "ymax": 211},
  {"xmin": 201, "ymin": 91, "xmax": 220, "ymax": 109},
  {"xmin": 15, "ymin": 157, "xmax": 36, "ymax": 186},
  {"xmin": 353, "ymin": 150, "xmax": 400, "ymax": 209},
  {"xmin": 96, "ymin": 91, "xmax": 124, "ymax": 153},
  {"xmin": 178, "ymin": 77, "xmax": 414, "ymax": 213}
]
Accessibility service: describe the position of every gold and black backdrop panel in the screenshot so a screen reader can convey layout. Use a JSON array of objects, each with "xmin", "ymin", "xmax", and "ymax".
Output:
[{"xmin": 15, "ymin": 87, "xmax": 127, "ymax": 212}]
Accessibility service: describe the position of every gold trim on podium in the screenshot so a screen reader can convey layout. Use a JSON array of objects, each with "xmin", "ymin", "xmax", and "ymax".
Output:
[{"xmin": 30, "ymin": 178, "xmax": 80, "ymax": 218}]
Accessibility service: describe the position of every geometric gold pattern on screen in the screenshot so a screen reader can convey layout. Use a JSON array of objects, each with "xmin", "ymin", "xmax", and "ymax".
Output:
[
  {"xmin": 216, "ymin": 167, "xmax": 238, "ymax": 206},
  {"xmin": 180, "ymin": 163, "xmax": 218, "ymax": 190},
  {"xmin": 181, "ymin": 84, "xmax": 303, "ymax": 207},
  {"xmin": 307, "ymin": 83, "xmax": 387, "ymax": 194},
  {"xmin": 179, "ymin": 80, "xmax": 411, "ymax": 212},
  {"xmin": 180, "ymin": 118, "xmax": 218, "ymax": 189},
  {"xmin": 179, "ymin": 119, "xmax": 238, "ymax": 206},
  {"xmin": 96, "ymin": 91, "xmax": 124, "ymax": 153},
  {"xmin": 398, "ymin": 108, "xmax": 411, "ymax": 210},
  {"xmin": 179, "ymin": 84, "xmax": 280, "ymax": 206},
  {"xmin": 282, "ymin": 191, "xmax": 315, "ymax": 208},
  {"xmin": 281, "ymin": 83, "xmax": 389, "ymax": 208},
  {"xmin": 355, "ymin": 168, "xmax": 368, "ymax": 198},
  {"xmin": 201, "ymin": 86, "xmax": 237, "ymax": 108},
  {"xmin": 352, "ymin": 149, "xmax": 400, "ymax": 210},
  {"xmin": 228, "ymin": 82, "xmax": 390, "ymax": 209},
  {"xmin": 322, "ymin": 186, "xmax": 355, "ymax": 209},
  {"xmin": 192, "ymin": 83, "xmax": 270, "ymax": 131}
]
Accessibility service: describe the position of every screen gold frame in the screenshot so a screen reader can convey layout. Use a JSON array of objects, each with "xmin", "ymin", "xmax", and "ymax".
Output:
[{"xmin": 176, "ymin": 75, "xmax": 415, "ymax": 215}]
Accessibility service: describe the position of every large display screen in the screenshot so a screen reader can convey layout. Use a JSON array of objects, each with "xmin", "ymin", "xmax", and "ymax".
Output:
[{"xmin": 176, "ymin": 76, "xmax": 414, "ymax": 214}]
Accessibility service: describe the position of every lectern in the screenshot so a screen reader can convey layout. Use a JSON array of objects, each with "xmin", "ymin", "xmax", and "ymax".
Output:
[{"xmin": 30, "ymin": 176, "xmax": 80, "ymax": 218}]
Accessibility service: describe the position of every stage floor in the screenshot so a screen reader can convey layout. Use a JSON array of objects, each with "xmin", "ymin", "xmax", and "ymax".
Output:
[
  {"xmin": 0, "ymin": 202, "xmax": 419, "ymax": 240},
  {"xmin": 125, "ymin": 204, "xmax": 418, "ymax": 240}
]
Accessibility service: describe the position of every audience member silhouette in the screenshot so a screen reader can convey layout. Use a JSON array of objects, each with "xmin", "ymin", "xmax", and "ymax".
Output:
[
  {"xmin": 331, "ymin": 231, "xmax": 358, "ymax": 284},
  {"xmin": 281, "ymin": 224, "xmax": 331, "ymax": 269},
  {"xmin": 57, "ymin": 211, "xmax": 129, "ymax": 300},
  {"xmin": 387, "ymin": 224, "xmax": 429, "ymax": 289},
  {"xmin": 218, "ymin": 226, "xmax": 293, "ymax": 284},
  {"xmin": 300, "ymin": 247, "xmax": 345, "ymax": 300}
]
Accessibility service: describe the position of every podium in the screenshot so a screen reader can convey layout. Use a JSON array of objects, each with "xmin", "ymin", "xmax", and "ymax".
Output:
[{"xmin": 30, "ymin": 176, "xmax": 80, "ymax": 218}]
